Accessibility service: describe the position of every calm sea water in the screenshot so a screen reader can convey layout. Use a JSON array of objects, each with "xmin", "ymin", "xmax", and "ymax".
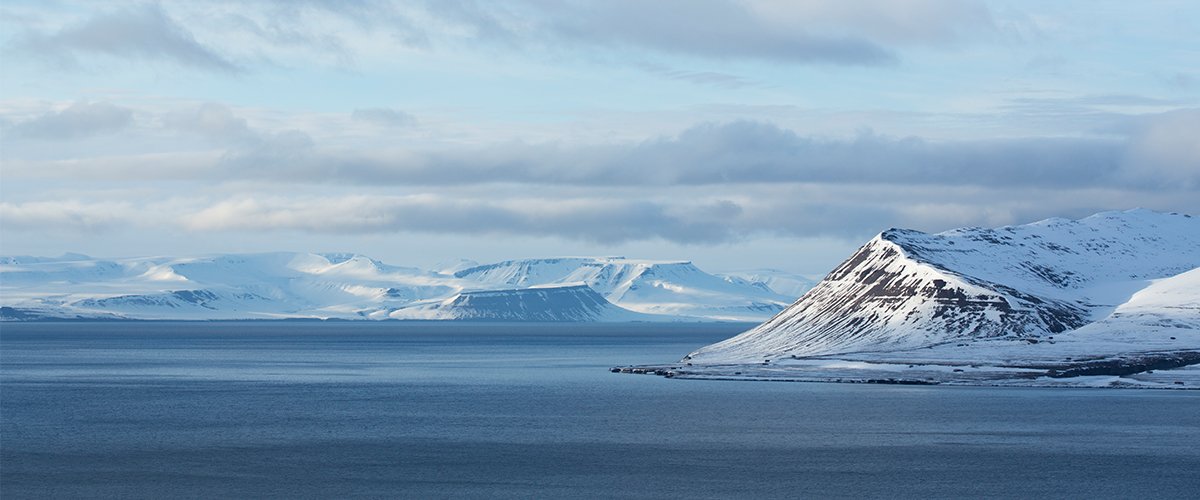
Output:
[{"xmin": 2, "ymin": 322, "xmax": 1198, "ymax": 499}]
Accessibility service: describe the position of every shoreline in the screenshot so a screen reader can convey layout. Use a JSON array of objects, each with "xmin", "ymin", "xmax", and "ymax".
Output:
[{"xmin": 612, "ymin": 351, "xmax": 1200, "ymax": 389}]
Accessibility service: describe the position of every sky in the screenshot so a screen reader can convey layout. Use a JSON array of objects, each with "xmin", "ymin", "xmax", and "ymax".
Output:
[{"xmin": 1, "ymin": 0, "xmax": 1197, "ymax": 275}]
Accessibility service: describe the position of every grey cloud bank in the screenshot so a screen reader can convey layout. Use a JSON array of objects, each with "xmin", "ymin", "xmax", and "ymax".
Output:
[
  {"xmin": 13, "ymin": 4, "xmax": 240, "ymax": 73},
  {"xmin": 3, "ymin": 183, "xmax": 1194, "ymax": 247},
  {"xmin": 9, "ymin": 113, "xmax": 1195, "ymax": 191},
  {"xmin": 183, "ymin": 196, "xmax": 739, "ymax": 244}
]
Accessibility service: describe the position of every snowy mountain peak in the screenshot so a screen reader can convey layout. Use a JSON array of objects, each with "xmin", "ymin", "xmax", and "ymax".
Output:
[
  {"xmin": 689, "ymin": 209, "xmax": 1200, "ymax": 362},
  {"xmin": 875, "ymin": 209, "xmax": 1200, "ymax": 295}
]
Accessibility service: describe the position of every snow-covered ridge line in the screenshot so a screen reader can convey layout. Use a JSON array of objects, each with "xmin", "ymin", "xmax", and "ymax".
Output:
[
  {"xmin": 0, "ymin": 253, "xmax": 804, "ymax": 322},
  {"xmin": 659, "ymin": 209, "xmax": 1200, "ymax": 388}
]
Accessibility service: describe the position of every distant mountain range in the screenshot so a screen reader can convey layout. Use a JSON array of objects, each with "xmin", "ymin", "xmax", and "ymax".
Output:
[
  {"xmin": 619, "ymin": 209, "xmax": 1200, "ymax": 388},
  {"xmin": 451, "ymin": 257, "xmax": 801, "ymax": 320},
  {"xmin": 0, "ymin": 254, "xmax": 810, "ymax": 322}
]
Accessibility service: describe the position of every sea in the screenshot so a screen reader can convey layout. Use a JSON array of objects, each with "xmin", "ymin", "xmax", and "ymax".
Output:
[{"xmin": 2, "ymin": 322, "xmax": 1198, "ymax": 499}]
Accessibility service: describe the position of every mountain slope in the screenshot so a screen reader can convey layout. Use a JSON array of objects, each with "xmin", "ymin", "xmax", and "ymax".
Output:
[
  {"xmin": 688, "ymin": 209, "xmax": 1200, "ymax": 363},
  {"xmin": 388, "ymin": 284, "xmax": 669, "ymax": 322}
]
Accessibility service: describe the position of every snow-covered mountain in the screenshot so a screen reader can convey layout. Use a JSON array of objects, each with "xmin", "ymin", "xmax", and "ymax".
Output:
[
  {"xmin": 0, "ymin": 253, "xmax": 783, "ymax": 322},
  {"xmin": 626, "ymin": 209, "xmax": 1200, "ymax": 388},
  {"xmin": 1, "ymin": 252, "xmax": 459, "ymax": 320},
  {"xmin": 453, "ymin": 257, "xmax": 794, "ymax": 321},
  {"xmin": 690, "ymin": 209, "xmax": 1200, "ymax": 361},
  {"xmin": 389, "ymin": 284, "xmax": 669, "ymax": 322}
]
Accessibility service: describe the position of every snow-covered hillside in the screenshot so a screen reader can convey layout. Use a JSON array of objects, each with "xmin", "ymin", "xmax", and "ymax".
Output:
[
  {"xmin": 614, "ymin": 209, "xmax": 1200, "ymax": 388},
  {"xmin": 454, "ymin": 257, "xmax": 794, "ymax": 321},
  {"xmin": 689, "ymin": 209, "xmax": 1200, "ymax": 361},
  {"xmin": 0, "ymin": 253, "xmax": 788, "ymax": 322}
]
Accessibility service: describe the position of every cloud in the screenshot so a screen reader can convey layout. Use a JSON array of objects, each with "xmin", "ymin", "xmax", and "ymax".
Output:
[
  {"xmin": 161, "ymin": 103, "xmax": 317, "ymax": 164},
  {"xmin": 226, "ymin": 121, "xmax": 1130, "ymax": 189},
  {"xmin": 385, "ymin": 114, "xmax": 1188, "ymax": 190},
  {"xmin": 0, "ymin": 200, "xmax": 137, "ymax": 233},
  {"xmin": 163, "ymin": 103, "xmax": 256, "ymax": 143},
  {"xmin": 229, "ymin": 130, "xmax": 318, "ymax": 176},
  {"xmin": 4, "ymin": 0, "xmax": 1001, "ymax": 75},
  {"xmin": 183, "ymin": 195, "xmax": 741, "ymax": 244},
  {"xmin": 1121, "ymin": 109, "xmax": 1200, "ymax": 189},
  {"xmin": 417, "ymin": 0, "xmax": 998, "ymax": 66},
  {"xmin": 9, "ymin": 101, "xmax": 133, "ymax": 140},
  {"xmin": 1002, "ymin": 94, "xmax": 1181, "ymax": 116},
  {"xmin": 174, "ymin": 190, "xmax": 985, "ymax": 244},
  {"xmin": 351, "ymin": 107, "xmax": 417, "ymax": 127},
  {"xmin": 10, "ymin": 112, "xmax": 1198, "ymax": 192},
  {"xmin": 1024, "ymin": 54, "xmax": 1067, "ymax": 74},
  {"xmin": 14, "ymin": 179, "xmax": 1194, "ymax": 246},
  {"xmin": 255, "ymin": 0, "xmax": 430, "ymax": 49},
  {"xmin": 636, "ymin": 62, "xmax": 759, "ymax": 89},
  {"xmin": 1161, "ymin": 71, "xmax": 1197, "ymax": 91},
  {"xmin": 15, "ymin": 4, "xmax": 239, "ymax": 73},
  {"xmin": 744, "ymin": 0, "xmax": 996, "ymax": 46},
  {"xmin": 427, "ymin": 0, "xmax": 896, "ymax": 65}
]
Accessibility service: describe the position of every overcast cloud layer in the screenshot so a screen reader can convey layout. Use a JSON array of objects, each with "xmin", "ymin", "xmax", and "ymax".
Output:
[{"xmin": 1, "ymin": 0, "xmax": 1197, "ymax": 272}]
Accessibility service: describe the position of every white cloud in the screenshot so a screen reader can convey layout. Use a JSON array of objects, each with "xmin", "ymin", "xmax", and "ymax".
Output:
[{"xmin": 163, "ymin": 103, "xmax": 257, "ymax": 144}]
